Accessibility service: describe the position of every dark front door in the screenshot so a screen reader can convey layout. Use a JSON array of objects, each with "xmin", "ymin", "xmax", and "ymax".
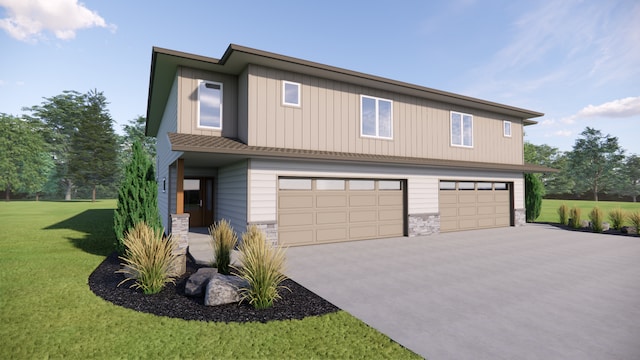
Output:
[{"xmin": 183, "ymin": 177, "xmax": 214, "ymax": 228}]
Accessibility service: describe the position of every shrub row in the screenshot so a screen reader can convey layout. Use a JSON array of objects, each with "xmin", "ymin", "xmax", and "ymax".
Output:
[{"xmin": 558, "ymin": 204, "xmax": 640, "ymax": 235}]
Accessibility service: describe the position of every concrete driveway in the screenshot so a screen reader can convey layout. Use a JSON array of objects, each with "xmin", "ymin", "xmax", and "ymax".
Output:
[{"xmin": 285, "ymin": 224, "xmax": 640, "ymax": 359}]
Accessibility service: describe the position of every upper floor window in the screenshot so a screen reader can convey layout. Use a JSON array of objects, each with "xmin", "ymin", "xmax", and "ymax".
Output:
[
  {"xmin": 451, "ymin": 111, "xmax": 473, "ymax": 147},
  {"xmin": 282, "ymin": 81, "xmax": 300, "ymax": 107},
  {"xmin": 198, "ymin": 80, "xmax": 223, "ymax": 129},
  {"xmin": 361, "ymin": 95, "xmax": 392, "ymax": 139},
  {"xmin": 503, "ymin": 121, "xmax": 512, "ymax": 137}
]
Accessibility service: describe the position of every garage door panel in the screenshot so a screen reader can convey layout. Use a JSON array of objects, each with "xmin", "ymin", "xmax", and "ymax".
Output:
[
  {"xmin": 279, "ymin": 195, "xmax": 313, "ymax": 209},
  {"xmin": 350, "ymin": 225, "xmax": 378, "ymax": 239},
  {"xmin": 350, "ymin": 210, "xmax": 377, "ymax": 223},
  {"xmin": 440, "ymin": 207, "xmax": 458, "ymax": 217},
  {"xmin": 316, "ymin": 195, "xmax": 347, "ymax": 208},
  {"xmin": 379, "ymin": 194, "xmax": 402, "ymax": 206},
  {"xmin": 439, "ymin": 193, "xmax": 458, "ymax": 204},
  {"xmin": 477, "ymin": 194, "xmax": 494, "ymax": 203},
  {"xmin": 458, "ymin": 194, "xmax": 476, "ymax": 203},
  {"xmin": 459, "ymin": 219, "xmax": 478, "ymax": 229},
  {"xmin": 459, "ymin": 207, "xmax": 477, "ymax": 216},
  {"xmin": 439, "ymin": 181, "xmax": 512, "ymax": 232},
  {"xmin": 350, "ymin": 195, "xmax": 377, "ymax": 207},
  {"xmin": 379, "ymin": 223, "xmax": 403, "ymax": 236},
  {"xmin": 379, "ymin": 209, "xmax": 403, "ymax": 221},
  {"xmin": 317, "ymin": 227, "xmax": 348, "ymax": 242},
  {"xmin": 279, "ymin": 229, "xmax": 313, "ymax": 245},
  {"xmin": 477, "ymin": 205, "xmax": 495, "ymax": 215},
  {"xmin": 478, "ymin": 218, "xmax": 496, "ymax": 227},
  {"xmin": 279, "ymin": 212, "xmax": 313, "ymax": 226},
  {"xmin": 316, "ymin": 211, "xmax": 347, "ymax": 225}
]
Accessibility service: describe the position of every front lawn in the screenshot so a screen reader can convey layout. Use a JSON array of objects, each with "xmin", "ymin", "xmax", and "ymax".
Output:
[
  {"xmin": 538, "ymin": 199, "xmax": 640, "ymax": 225},
  {"xmin": 0, "ymin": 200, "xmax": 417, "ymax": 359}
]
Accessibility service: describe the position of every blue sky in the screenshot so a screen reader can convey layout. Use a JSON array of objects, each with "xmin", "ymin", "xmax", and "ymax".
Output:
[{"xmin": 1, "ymin": 0, "xmax": 639, "ymax": 155}]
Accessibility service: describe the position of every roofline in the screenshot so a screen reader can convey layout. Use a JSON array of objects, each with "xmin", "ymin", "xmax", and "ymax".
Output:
[{"xmin": 146, "ymin": 44, "xmax": 543, "ymax": 135}]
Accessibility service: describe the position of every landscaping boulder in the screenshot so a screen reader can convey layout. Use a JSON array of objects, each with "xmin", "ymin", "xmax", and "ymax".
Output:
[
  {"xmin": 581, "ymin": 220, "xmax": 591, "ymax": 228},
  {"xmin": 602, "ymin": 222, "xmax": 610, "ymax": 231},
  {"xmin": 185, "ymin": 268, "xmax": 218, "ymax": 296},
  {"xmin": 204, "ymin": 274, "xmax": 249, "ymax": 306}
]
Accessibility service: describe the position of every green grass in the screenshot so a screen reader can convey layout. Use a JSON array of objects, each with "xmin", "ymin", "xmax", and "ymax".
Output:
[
  {"xmin": 0, "ymin": 200, "xmax": 418, "ymax": 359},
  {"xmin": 538, "ymin": 199, "xmax": 640, "ymax": 226}
]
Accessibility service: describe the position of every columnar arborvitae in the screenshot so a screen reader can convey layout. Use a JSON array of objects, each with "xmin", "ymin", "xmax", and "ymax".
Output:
[
  {"xmin": 524, "ymin": 173, "xmax": 545, "ymax": 222},
  {"xmin": 114, "ymin": 141, "xmax": 162, "ymax": 253}
]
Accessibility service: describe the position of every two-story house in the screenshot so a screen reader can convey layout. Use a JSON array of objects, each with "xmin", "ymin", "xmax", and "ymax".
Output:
[{"xmin": 146, "ymin": 44, "xmax": 549, "ymax": 247}]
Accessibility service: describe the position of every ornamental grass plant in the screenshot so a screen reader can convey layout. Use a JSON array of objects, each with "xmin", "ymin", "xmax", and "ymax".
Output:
[
  {"xmin": 570, "ymin": 206, "xmax": 582, "ymax": 229},
  {"xmin": 209, "ymin": 219, "xmax": 238, "ymax": 275},
  {"xmin": 608, "ymin": 208, "xmax": 626, "ymax": 231},
  {"xmin": 557, "ymin": 203, "xmax": 569, "ymax": 226},
  {"xmin": 234, "ymin": 225, "xmax": 289, "ymax": 309},
  {"xmin": 589, "ymin": 207, "xmax": 604, "ymax": 233},
  {"xmin": 117, "ymin": 222, "xmax": 180, "ymax": 294},
  {"xmin": 628, "ymin": 211, "xmax": 640, "ymax": 236}
]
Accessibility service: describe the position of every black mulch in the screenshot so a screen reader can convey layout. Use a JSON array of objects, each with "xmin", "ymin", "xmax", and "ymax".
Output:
[{"xmin": 88, "ymin": 252, "xmax": 339, "ymax": 323}]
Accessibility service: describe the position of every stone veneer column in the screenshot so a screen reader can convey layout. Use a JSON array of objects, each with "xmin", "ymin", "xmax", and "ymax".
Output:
[
  {"xmin": 250, "ymin": 222, "xmax": 279, "ymax": 246},
  {"xmin": 514, "ymin": 208, "xmax": 526, "ymax": 227},
  {"xmin": 170, "ymin": 213, "xmax": 190, "ymax": 275},
  {"xmin": 408, "ymin": 213, "xmax": 440, "ymax": 236}
]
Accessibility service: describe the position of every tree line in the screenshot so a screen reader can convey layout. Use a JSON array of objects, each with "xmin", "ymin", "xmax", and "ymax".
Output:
[
  {"xmin": 526, "ymin": 127, "xmax": 640, "ymax": 202},
  {"xmin": 1, "ymin": 90, "xmax": 155, "ymax": 201}
]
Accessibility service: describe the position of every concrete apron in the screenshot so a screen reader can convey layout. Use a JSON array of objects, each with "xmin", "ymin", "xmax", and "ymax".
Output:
[{"xmin": 285, "ymin": 224, "xmax": 640, "ymax": 360}]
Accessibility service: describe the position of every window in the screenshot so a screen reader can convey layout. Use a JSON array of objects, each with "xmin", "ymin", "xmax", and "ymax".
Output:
[
  {"xmin": 477, "ymin": 182, "xmax": 493, "ymax": 190},
  {"xmin": 361, "ymin": 95, "xmax": 393, "ymax": 139},
  {"xmin": 503, "ymin": 121, "xmax": 512, "ymax": 137},
  {"xmin": 198, "ymin": 80, "xmax": 222, "ymax": 129},
  {"xmin": 378, "ymin": 180, "xmax": 401, "ymax": 190},
  {"xmin": 316, "ymin": 179, "xmax": 345, "ymax": 190},
  {"xmin": 282, "ymin": 81, "xmax": 300, "ymax": 107},
  {"xmin": 458, "ymin": 182, "xmax": 475, "ymax": 190},
  {"xmin": 349, "ymin": 180, "xmax": 375, "ymax": 190},
  {"xmin": 279, "ymin": 178, "xmax": 311, "ymax": 190},
  {"xmin": 439, "ymin": 181, "xmax": 456, "ymax": 190},
  {"xmin": 494, "ymin": 182, "xmax": 508, "ymax": 190},
  {"xmin": 451, "ymin": 111, "xmax": 473, "ymax": 147}
]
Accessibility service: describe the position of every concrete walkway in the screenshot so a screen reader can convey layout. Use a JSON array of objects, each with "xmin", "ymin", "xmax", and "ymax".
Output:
[{"xmin": 284, "ymin": 224, "xmax": 640, "ymax": 359}]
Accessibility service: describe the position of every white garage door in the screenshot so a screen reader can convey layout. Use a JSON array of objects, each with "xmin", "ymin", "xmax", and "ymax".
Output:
[
  {"xmin": 439, "ymin": 181, "xmax": 511, "ymax": 232},
  {"xmin": 278, "ymin": 178, "xmax": 404, "ymax": 246}
]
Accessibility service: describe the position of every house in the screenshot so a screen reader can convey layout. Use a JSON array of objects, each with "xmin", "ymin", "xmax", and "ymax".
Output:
[{"xmin": 145, "ymin": 44, "xmax": 550, "ymax": 247}]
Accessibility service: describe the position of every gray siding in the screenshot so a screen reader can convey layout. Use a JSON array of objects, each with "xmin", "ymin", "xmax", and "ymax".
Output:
[
  {"xmin": 177, "ymin": 66, "xmax": 239, "ymax": 139},
  {"xmin": 246, "ymin": 64, "xmax": 524, "ymax": 165},
  {"xmin": 156, "ymin": 76, "xmax": 183, "ymax": 232},
  {"xmin": 216, "ymin": 160, "xmax": 248, "ymax": 237},
  {"xmin": 237, "ymin": 68, "xmax": 249, "ymax": 144}
]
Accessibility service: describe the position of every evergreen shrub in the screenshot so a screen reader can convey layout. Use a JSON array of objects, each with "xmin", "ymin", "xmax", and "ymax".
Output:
[{"xmin": 524, "ymin": 173, "xmax": 545, "ymax": 222}]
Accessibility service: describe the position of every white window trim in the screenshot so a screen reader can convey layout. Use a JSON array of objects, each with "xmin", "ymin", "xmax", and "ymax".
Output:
[
  {"xmin": 503, "ymin": 120, "xmax": 512, "ymax": 137},
  {"xmin": 197, "ymin": 80, "xmax": 223, "ymax": 130},
  {"xmin": 360, "ymin": 95, "xmax": 393, "ymax": 140},
  {"xmin": 282, "ymin": 81, "xmax": 301, "ymax": 107},
  {"xmin": 450, "ymin": 111, "xmax": 473, "ymax": 148}
]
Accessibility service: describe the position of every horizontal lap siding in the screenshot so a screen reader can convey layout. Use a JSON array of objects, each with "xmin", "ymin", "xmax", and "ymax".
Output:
[
  {"xmin": 246, "ymin": 64, "xmax": 524, "ymax": 165},
  {"xmin": 217, "ymin": 160, "xmax": 248, "ymax": 236},
  {"xmin": 156, "ymin": 77, "xmax": 182, "ymax": 231}
]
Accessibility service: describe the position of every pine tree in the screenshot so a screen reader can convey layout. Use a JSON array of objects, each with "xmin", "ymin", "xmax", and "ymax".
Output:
[
  {"xmin": 113, "ymin": 140, "xmax": 162, "ymax": 253},
  {"xmin": 524, "ymin": 173, "xmax": 545, "ymax": 222}
]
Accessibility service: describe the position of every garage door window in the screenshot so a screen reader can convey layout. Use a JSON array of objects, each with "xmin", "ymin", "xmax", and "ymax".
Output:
[
  {"xmin": 379, "ymin": 180, "xmax": 402, "ymax": 190},
  {"xmin": 279, "ymin": 178, "xmax": 312, "ymax": 190},
  {"xmin": 316, "ymin": 179, "xmax": 345, "ymax": 190},
  {"xmin": 494, "ymin": 182, "xmax": 508, "ymax": 190},
  {"xmin": 458, "ymin": 182, "xmax": 475, "ymax": 190},
  {"xmin": 440, "ymin": 181, "xmax": 456, "ymax": 190},
  {"xmin": 349, "ymin": 180, "xmax": 375, "ymax": 190},
  {"xmin": 477, "ymin": 182, "xmax": 493, "ymax": 190}
]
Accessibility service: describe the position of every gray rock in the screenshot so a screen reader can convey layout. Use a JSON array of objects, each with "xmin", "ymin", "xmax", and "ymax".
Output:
[
  {"xmin": 602, "ymin": 222, "xmax": 610, "ymax": 231},
  {"xmin": 581, "ymin": 220, "xmax": 591, "ymax": 228},
  {"xmin": 185, "ymin": 268, "xmax": 217, "ymax": 296},
  {"xmin": 204, "ymin": 274, "xmax": 249, "ymax": 306}
]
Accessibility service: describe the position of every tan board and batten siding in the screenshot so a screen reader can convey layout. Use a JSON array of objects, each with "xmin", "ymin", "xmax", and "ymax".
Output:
[
  {"xmin": 278, "ymin": 178, "xmax": 404, "ymax": 246},
  {"xmin": 245, "ymin": 64, "xmax": 524, "ymax": 165}
]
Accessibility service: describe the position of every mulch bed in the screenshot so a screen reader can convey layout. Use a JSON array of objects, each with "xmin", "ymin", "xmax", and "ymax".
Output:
[
  {"xmin": 88, "ymin": 252, "xmax": 339, "ymax": 323},
  {"xmin": 540, "ymin": 222, "xmax": 639, "ymax": 237}
]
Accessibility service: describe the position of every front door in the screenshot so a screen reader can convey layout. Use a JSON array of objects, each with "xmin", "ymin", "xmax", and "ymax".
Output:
[{"xmin": 183, "ymin": 178, "xmax": 214, "ymax": 228}]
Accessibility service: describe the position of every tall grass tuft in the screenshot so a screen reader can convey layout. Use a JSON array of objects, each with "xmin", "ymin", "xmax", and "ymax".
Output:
[
  {"xmin": 570, "ymin": 206, "xmax": 582, "ymax": 229},
  {"xmin": 589, "ymin": 207, "xmax": 604, "ymax": 233},
  {"xmin": 557, "ymin": 203, "xmax": 569, "ymax": 226},
  {"xmin": 116, "ymin": 222, "xmax": 180, "ymax": 294},
  {"xmin": 628, "ymin": 211, "xmax": 640, "ymax": 236},
  {"xmin": 608, "ymin": 208, "xmax": 625, "ymax": 231},
  {"xmin": 209, "ymin": 219, "xmax": 237, "ymax": 275},
  {"xmin": 233, "ymin": 225, "xmax": 289, "ymax": 309}
]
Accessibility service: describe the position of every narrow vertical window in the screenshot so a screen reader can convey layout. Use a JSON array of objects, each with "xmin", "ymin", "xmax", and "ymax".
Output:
[
  {"xmin": 451, "ymin": 111, "xmax": 473, "ymax": 147},
  {"xmin": 282, "ymin": 81, "xmax": 300, "ymax": 107},
  {"xmin": 361, "ymin": 95, "xmax": 393, "ymax": 139},
  {"xmin": 198, "ymin": 81, "xmax": 223, "ymax": 129},
  {"xmin": 503, "ymin": 121, "xmax": 512, "ymax": 137}
]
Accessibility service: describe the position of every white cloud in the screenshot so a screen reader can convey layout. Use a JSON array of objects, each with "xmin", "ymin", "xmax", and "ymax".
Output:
[
  {"xmin": 0, "ymin": 0, "xmax": 115, "ymax": 42},
  {"xmin": 545, "ymin": 130, "xmax": 573, "ymax": 138},
  {"xmin": 576, "ymin": 96, "xmax": 640, "ymax": 118},
  {"xmin": 540, "ymin": 119, "xmax": 556, "ymax": 126}
]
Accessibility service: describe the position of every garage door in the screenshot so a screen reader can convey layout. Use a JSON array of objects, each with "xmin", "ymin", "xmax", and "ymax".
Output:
[
  {"xmin": 439, "ymin": 181, "xmax": 511, "ymax": 232},
  {"xmin": 278, "ymin": 178, "xmax": 404, "ymax": 246}
]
